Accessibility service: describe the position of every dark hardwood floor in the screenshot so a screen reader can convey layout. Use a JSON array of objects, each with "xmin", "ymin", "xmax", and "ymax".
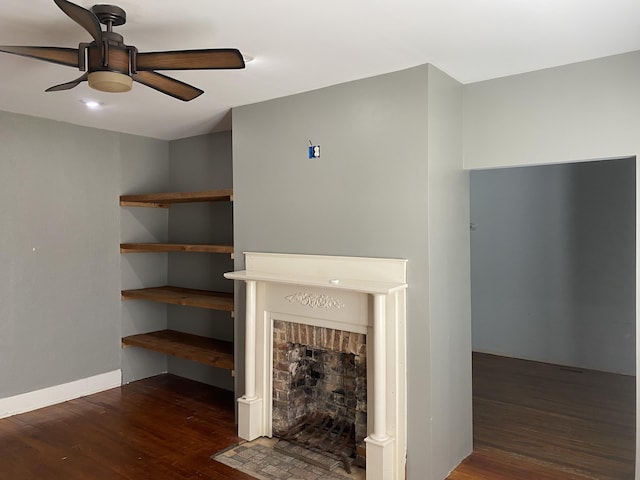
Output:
[
  {"xmin": 0, "ymin": 354, "xmax": 635, "ymax": 479},
  {"xmin": 0, "ymin": 374, "xmax": 253, "ymax": 479},
  {"xmin": 449, "ymin": 352, "xmax": 636, "ymax": 480}
]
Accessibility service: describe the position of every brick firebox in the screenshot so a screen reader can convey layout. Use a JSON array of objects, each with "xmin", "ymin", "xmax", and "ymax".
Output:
[{"xmin": 272, "ymin": 320, "xmax": 367, "ymax": 466}]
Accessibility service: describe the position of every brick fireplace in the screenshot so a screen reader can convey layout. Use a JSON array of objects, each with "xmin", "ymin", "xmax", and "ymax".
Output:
[
  {"xmin": 272, "ymin": 320, "xmax": 368, "ymax": 467},
  {"xmin": 225, "ymin": 252, "xmax": 407, "ymax": 480}
]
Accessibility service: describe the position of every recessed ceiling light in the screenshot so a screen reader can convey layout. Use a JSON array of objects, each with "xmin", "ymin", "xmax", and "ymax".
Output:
[
  {"xmin": 82, "ymin": 100, "xmax": 102, "ymax": 110},
  {"xmin": 242, "ymin": 54, "xmax": 255, "ymax": 63}
]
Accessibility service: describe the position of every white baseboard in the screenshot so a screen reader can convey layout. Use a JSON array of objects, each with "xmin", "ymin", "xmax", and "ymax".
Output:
[{"xmin": 0, "ymin": 370, "xmax": 122, "ymax": 419}]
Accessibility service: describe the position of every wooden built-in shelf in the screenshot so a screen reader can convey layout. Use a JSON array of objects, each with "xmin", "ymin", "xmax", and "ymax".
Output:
[
  {"xmin": 121, "ymin": 286, "xmax": 234, "ymax": 312},
  {"xmin": 120, "ymin": 189, "xmax": 233, "ymax": 208},
  {"xmin": 120, "ymin": 243, "xmax": 234, "ymax": 255},
  {"xmin": 120, "ymin": 188, "xmax": 235, "ymax": 379},
  {"xmin": 122, "ymin": 330, "xmax": 234, "ymax": 370}
]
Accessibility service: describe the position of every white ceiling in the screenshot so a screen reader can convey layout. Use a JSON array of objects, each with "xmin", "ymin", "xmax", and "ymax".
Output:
[{"xmin": 0, "ymin": 0, "xmax": 638, "ymax": 140}]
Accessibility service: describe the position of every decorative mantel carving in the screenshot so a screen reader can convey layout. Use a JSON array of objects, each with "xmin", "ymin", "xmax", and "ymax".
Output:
[
  {"xmin": 225, "ymin": 252, "xmax": 408, "ymax": 480},
  {"xmin": 285, "ymin": 292, "xmax": 345, "ymax": 309}
]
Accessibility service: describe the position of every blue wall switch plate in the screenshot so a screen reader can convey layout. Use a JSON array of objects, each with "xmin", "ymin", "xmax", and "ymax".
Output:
[{"xmin": 308, "ymin": 145, "xmax": 320, "ymax": 159}]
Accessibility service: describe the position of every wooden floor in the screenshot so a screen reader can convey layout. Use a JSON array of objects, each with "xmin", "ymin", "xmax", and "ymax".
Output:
[
  {"xmin": 0, "ymin": 374, "xmax": 254, "ymax": 480},
  {"xmin": 0, "ymin": 354, "xmax": 635, "ymax": 479},
  {"xmin": 449, "ymin": 352, "xmax": 636, "ymax": 480}
]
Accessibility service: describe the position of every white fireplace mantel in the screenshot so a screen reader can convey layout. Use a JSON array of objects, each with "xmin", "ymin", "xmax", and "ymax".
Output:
[{"xmin": 225, "ymin": 252, "xmax": 408, "ymax": 480}]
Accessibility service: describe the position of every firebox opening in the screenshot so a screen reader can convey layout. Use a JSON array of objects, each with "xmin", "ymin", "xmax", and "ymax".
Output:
[{"xmin": 272, "ymin": 321, "xmax": 367, "ymax": 471}]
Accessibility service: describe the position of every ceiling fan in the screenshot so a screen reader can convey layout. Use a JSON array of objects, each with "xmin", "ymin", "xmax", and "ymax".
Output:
[{"xmin": 0, "ymin": 0, "xmax": 245, "ymax": 101}]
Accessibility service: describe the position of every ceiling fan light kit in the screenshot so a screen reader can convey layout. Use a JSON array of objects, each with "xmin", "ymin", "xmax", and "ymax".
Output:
[
  {"xmin": 0, "ymin": 0, "xmax": 245, "ymax": 101},
  {"xmin": 88, "ymin": 71, "xmax": 132, "ymax": 93}
]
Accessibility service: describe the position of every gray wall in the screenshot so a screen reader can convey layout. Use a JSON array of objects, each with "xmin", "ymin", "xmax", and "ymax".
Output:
[
  {"xmin": 463, "ymin": 51, "xmax": 640, "ymax": 169},
  {"xmin": 119, "ymin": 134, "xmax": 170, "ymax": 383},
  {"xmin": 471, "ymin": 159, "xmax": 635, "ymax": 375},
  {"xmin": 166, "ymin": 132, "xmax": 234, "ymax": 389},
  {"xmin": 232, "ymin": 65, "xmax": 471, "ymax": 480},
  {"xmin": 425, "ymin": 65, "xmax": 472, "ymax": 476},
  {"xmin": 0, "ymin": 110, "xmax": 134, "ymax": 397},
  {"xmin": 0, "ymin": 110, "xmax": 233, "ymax": 394}
]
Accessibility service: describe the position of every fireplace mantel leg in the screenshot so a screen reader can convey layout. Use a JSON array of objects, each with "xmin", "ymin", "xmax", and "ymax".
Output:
[
  {"xmin": 244, "ymin": 280, "xmax": 257, "ymax": 401},
  {"xmin": 365, "ymin": 293, "xmax": 395, "ymax": 480},
  {"xmin": 371, "ymin": 294, "xmax": 388, "ymax": 441},
  {"xmin": 238, "ymin": 280, "xmax": 262, "ymax": 440}
]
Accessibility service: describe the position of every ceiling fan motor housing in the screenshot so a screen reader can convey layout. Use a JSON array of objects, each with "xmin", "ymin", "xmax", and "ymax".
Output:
[
  {"xmin": 86, "ymin": 32, "xmax": 132, "ymax": 71},
  {"xmin": 85, "ymin": 28, "xmax": 135, "ymax": 92}
]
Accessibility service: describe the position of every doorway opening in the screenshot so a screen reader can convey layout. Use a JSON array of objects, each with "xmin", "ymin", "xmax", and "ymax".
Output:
[{"xmin": 469, "ymin": 157, "xmax": 636, "ymax": 480}]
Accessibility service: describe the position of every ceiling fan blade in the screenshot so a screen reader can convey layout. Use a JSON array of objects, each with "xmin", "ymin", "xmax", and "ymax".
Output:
[
  {"xmin": 0, "ymin": 46, "xmax": 79, "ymax": 67},
  {"xmin": 45, "ymin": 72, "xmax": 88, "ymax": 92},
  {"xmin": 53, "ymin": 0, "xmax": 102, "ymax": 44},
  {"xmin": 136, "ymin": 49, "xmax": 245, "ymax": 71},
  {"xmin": 132, "ymin": 71, "xmax": 203, "ymax": 101}
]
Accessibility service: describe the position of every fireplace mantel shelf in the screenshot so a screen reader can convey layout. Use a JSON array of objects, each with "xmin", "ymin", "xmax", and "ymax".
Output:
[{"xmin": 224, "ymin": 270, "xmax": 407, "ymax": 295}]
